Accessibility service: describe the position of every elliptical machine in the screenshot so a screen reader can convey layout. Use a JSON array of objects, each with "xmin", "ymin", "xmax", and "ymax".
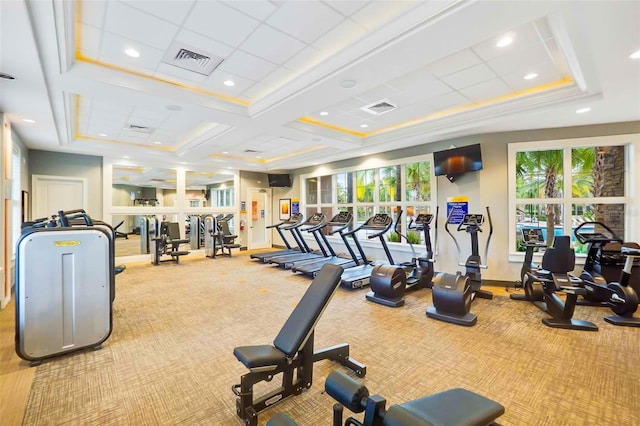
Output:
[
  {"xmin": 510, "ymin": 228, "xmax": 547, "ymax": 302},
  {"xmin": 574, "ymin": 222, "xmax": 640, "ymax": 326},
  {"xmin": 426, "ymin": 207, "xmax": 492, "ymax": 326},
  {"xmin": 367, "ymin": 208, "xmax": 438, "ymax": 307}
]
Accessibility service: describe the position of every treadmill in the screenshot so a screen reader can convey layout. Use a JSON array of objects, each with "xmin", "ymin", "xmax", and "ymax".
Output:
[
  {"xmin": 292, "ymin": 211, "xmax": 362, "ymax": 277},
  {"xmin": 340, "ymin": 213, "xmax": 394, "ymax": 289},
  {"xmin": 249, "ymin": 213, "xmax": 306, "ymax": 263},
  {"xmin": 268, "ymin": 213, "xmax": 329, "ymax": 269}
]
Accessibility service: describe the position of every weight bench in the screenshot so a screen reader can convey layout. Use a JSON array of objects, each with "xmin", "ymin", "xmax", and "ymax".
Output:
[
  {"xmin": 213, "ymin": 220, "xmax": 241, "ymax": 257},
  {"xmin": 267, "ymin": 370, "xmax": 505, "ymax": 426},
  {"xmin": 232, "ymin": 264, "xmax": 366, "ymax": 426},
  {"xmin": 152, "ymin": 222, "xmax": 190, "ymax": 265}
]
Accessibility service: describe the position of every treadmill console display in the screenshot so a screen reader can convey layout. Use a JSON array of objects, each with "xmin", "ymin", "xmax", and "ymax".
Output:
[
  {"xmin": 462, "ymin": 214, "xmax": 483, "ymax": 226},
  {"xmin": 334, "ymin": 212, "xmax": 351, "ymax": 222},
  {"xmin": 370, "ymin": 214, "xmax": 390, "ymax": 226},
  {"xmin": 286, "ymin": 213, "xmax": 303, "ymax": 223},
  {"xmin": 522, "ymin": 228, "xmax": 544, "ymax": 244},
  {"xmin": 307, "ymin": 213, "xmax": 324, "ymax": 224},
  {"xmin": 415, "ymin": 214, "xmax": 433, "ymax": 224}
]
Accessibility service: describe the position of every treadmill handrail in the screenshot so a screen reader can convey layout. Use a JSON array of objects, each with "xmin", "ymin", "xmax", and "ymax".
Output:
[
  {"xmin": 343, "ymin": 216, "xmax": 393, "ymax": 239},
  {"xmin": 574, "ymin": 221, "xmax": 623, "ymax": 245}
]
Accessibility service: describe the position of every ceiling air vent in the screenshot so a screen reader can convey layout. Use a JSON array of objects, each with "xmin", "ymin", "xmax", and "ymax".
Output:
[
  {"xmin": 162, "ymin": 42, "xmax": 224, "ymax": 76},
  {"xmin": 126, "ymin": 124, "xmax": 152, "ymax": 133},
  {"xmin": 361, "ymin": 100, "xmax": 397, "ymax": 115},
  {"xmin": 244, "ymin": 149, "xmax": 262, "ymax": 153}
]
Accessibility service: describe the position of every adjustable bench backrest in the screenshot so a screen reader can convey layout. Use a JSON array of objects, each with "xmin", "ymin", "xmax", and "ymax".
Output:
[
  {"xmin": 273, "ymin": 264, "xmax": 344, "ymax": 357},
  {"xmin": 541, "ymin": 235, "xmax": 575, "ymax": 273}
]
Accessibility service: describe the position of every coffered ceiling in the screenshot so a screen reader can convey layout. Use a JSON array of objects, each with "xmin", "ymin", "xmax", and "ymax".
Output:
[{"xmin": 1, "ymin": 0, "xmax": 639, "ymax": 173}]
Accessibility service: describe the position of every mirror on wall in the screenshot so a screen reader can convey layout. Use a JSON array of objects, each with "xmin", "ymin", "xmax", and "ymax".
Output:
[
  {"xmin": 112, "ymin": 166, "xmax": 178, "ymax": 207},
  {"xmin": 112, "ymin": 213, "xmax": 179, "ymax": 257},
  {"xmin": 185, "ymin": 170, "xmax": 235, "ymax": 209}
]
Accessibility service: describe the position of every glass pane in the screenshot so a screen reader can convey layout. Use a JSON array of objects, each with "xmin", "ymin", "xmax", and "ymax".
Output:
[
  {"xmin": 112, "ymin": 167, "xmax": 177, "ymax": 207},
  {"xmin": 515, "ymin": 150, "xmax": 563, "ymax": 198},
  {"xmin": 306, "ymin": 177, "xmax": 318, "ymax": 204},
  {"xmin": 186, "ymin": 171, "xmax": 234, "ymax": 208},
  {"xmin": 405, "ymin": 161, "xmax": 431, "ymax": 202},
  {"xmin": 356, "ymin": 169, "xmax": 374, "ymax": 202},
  {"xmin": 405, "ymin": 205, "xmax": 433, "ymax": 246},
  {"xmin": 572, "ymin": 203, "xmax": 625, "ymax": 255},
  {"xmin": 321, "ymin": 206, "xmax": 334, "ymax": 235},
  {"xmin": 379, "ymin": 166, "xmax": 401, "ymax": 202},
  {"xmin": 336, "ymin": 172, "xmax": 353, "ymax": 204},
  {"xmin": 571, "ymin": 146, "xmax": 625, "ymax": 198},
  {"xmin": 515, "ymin": 203, "xmax": 564, "ymax": 251},
  {"xmin": 320, "ymin": 175, "xmax": 333, "ymax": 204},
  {"xmin": 356, "ymin": 205, "xmax": 374, "ymax": 226}
]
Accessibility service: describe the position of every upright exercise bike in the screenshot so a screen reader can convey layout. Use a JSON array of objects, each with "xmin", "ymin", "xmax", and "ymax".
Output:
[
  {"xmin": 426, "ymin": 207, "xmax": 493, "ymax": 326},
  {"xmin": 367, "ymin": 209, "xmax": 438, "ymax": 307}
]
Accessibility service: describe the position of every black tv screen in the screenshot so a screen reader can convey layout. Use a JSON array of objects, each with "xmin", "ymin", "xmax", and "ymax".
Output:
[
  {"xmin": 268, "ymin": 173, "xmax": 292, "ymax": 187},
  {"xmin": 433, "ymin": 144, "xmax": 483, "ymax": 177}
]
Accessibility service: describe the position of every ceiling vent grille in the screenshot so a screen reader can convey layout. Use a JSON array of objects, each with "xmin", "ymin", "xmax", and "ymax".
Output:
[
  {"xmin": 163, "ymin": 42, "xmax": 224, "ymax": 76},
  {"xmin": 126, "ymin": 124, "xmax": 152, "ymax": 133},
  {"xmin": 361, "ymin": 100, "xmax": 397, "ymax": 115},
  {"xmin": 244, "ymin": 149, "xmax": 262, "ymax": 153}
]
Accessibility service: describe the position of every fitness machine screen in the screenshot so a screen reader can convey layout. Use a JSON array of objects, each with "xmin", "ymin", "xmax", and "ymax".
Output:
[
  {"xmin": 522, "ymin": 228, "xmax": 544, "ymax": 244},
  {"xmin": 461, "ymin": 214, "xmax": 483, "ymax": 226},
  {"xmin": 415, "ymin": 214, "xmax": 433, "ymax": 224}
]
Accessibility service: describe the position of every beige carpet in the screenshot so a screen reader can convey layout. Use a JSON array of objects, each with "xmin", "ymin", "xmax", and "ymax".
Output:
[{"xmin": 21, "ymin": 253, "xmax": 640, "ymax": 425}]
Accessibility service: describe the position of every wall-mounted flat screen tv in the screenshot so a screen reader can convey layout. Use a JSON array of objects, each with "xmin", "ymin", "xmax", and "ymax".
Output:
[
  {"xmin": 433, "ymin": 144, "xmax": 483, "ymax": 181},
  {"xmin": 268, "ymin": 173, "xmax": 292, "ymax": 187}
]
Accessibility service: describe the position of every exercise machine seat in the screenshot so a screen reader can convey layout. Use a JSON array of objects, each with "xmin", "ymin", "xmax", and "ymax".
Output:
[
  {"xmin": 233, "ymin": 345, "xmax": 287, "ymax": 369},
  {"xmin": 540, "ymin": 236, "xmax": 574, "ymax": 274},
  {"xmin": 265, "ymin": 413, "xmax": 298, "ymax": 426},
  {"xmin": 383, "ymin": 388, "xmax": 505, "ymax": 426}
]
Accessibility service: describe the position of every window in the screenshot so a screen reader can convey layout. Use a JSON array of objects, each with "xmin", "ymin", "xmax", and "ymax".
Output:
[
  {"xmin": 211, "ymin": 188, "xmax": 234, "ymax": 207},
  {"xmin": 302, "ymin": 154, "xmax": 436, "ymax": 246},
  {"xmin": 508, "ymin": 134, "xmax": 638, "ymax": 259}
]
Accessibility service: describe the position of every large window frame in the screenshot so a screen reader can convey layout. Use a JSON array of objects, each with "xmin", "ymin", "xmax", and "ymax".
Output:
[
  {"xmin": 302, "ymin": 154, "xmax": 436, "ymax": 250},
  {"xmin": 507, "ymin": 133, "xmax": 639, "ymax": 262}
]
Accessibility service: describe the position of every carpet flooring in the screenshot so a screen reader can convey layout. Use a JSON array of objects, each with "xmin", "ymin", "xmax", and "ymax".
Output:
[{"xmin": 20, "ymin": 253, "xmax": 640, "ymax": 425}]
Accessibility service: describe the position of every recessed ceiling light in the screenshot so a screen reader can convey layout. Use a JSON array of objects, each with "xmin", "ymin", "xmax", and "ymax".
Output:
[
  {"xmin": 222, "ymin": 151, "xmax": 228, "ymax": 154},
  {"xmin": 22, "ymin": 118, "xmax": 35, "ymax": 123},
  {"xmin": 153, "ymin": 141, "xmax": 162, "ymax": 145},
  {"xmin": 340, "ymin": 79, "xmax": 357, "ymax": 89},
  {"xmin": 360, "ymin": 124, "xmax": 369, "ymax": 128},
  {"xmin": 313, "ymin": 162, "xmax": 318, "ymax": 165},
  {"xmin": 256, "ymin": 156, "xmax": 262, "ymax": 159},
  {"xmin": 125, "ymin": 48, "xmax": 140, "ymax": 58},
  {"xmin": 98, "ymin": 133, "xmax": 107, "ymax": 137},
  {"xmin": 496, "ymin": 35, "xmax": 513, "ymax": 48},
  {"xmin": 320, "ymin": 111, "xmax": 329, "ymax": 116},
  {"xmin": 523, "ymin": 72, "xmax": 538, "ymax": 80},
  {"xmin": 630, "ymin": 49, "xmax": 640, "ymax": 59},
  {"xmin": 362, "ymin": 152, "xmax": 369, "ymax": 155},
  {"xmin": 123, "ymin": 155, "xmax": 131, "ymax": 159},
  {"xmin": 223, "ymin": 80, "xmax": 235, "ymax": 87},
  {"xmin": 576, "ymin": 107, "xmax": 591, "ymax": 114},
  {"xmin": 0, "ymin": 72, "xmax": 16, "ymax": 80},
  {"xmin": 227, "ymin": 167, "xmax": 233, "ymax": 169}
]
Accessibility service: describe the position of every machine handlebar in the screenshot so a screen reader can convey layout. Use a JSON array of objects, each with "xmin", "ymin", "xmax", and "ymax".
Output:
[{"xmin": 574, "ymin": 221, "xmax": 623, "ymax": 245}]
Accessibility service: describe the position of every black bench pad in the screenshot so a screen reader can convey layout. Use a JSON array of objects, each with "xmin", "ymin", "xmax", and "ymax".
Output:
[
  {"xmin": 383, "ymin": 388, "xmax": 505, "ymax": 426},
  {"xmin": 266, "ymin": 413, "xmax": 298, "ymax": 426},
  {"xmin": 234, "ymin": 345, "xmax": 287, "ymax": 369}
]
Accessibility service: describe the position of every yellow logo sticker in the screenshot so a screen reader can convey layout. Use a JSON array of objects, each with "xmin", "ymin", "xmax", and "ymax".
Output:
[{"xmin": 54, "ymin": 240, "xmax": 80, "ymax": 247}]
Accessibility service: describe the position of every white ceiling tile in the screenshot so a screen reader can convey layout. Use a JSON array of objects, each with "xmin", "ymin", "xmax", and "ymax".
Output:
[
  {"xmin": 126, "ymin": 116, "xmax": 164, "ymax": 128},
  {"xmin": 131, "ymin": 108, "xmax": 169, "ymax": 121},
  {"xmin": 312, "ymin": 19, "xmax": 367, "ymax": 53},
  {"xmin": 425, "ymin": 49, "xmax": 482, "ymax": 78},
  {"xmin": 323, "ymin": 0, "xmax": 369, "ymax": 16},
  {"xmin": 174, "ymin": 29, "xmax": 235, "ymax": 59},
  {"xmin": 240, "ymin": 81, "xmax": 271, "ymax": 101},
  {"xmin": 440, "ymin": 63, "xmax": 497, "ymax": 90},
  {"xmin": 240, "ymin": 25, "xmax": 306, "ymax": 64},
  {"xmin": 355, "ymin": 84, "xmax": 400, "ymax": 103},
  {"xmin": 458, "ymin": 78, "xmax": 512, "ymax": 103},
  {"xmin": 98, "ymin": 32, "xmax": 165, "ymax": 72},
  {"xmin": 471, "ymin": 22, "xmax": 542, "ymax": 62},
  {"xmin": 218, "ymin": 50, "xmax": 278, "ymax": 81},
  {"xmin": 104, "ymin": 2, "xmax": 179, "ymax": 50},
  {"xmin": 183, "ymin": 1, "xmax": 260, "ymax": 47},
  {"xmin": 266, "ymin": 1, "xmax": 345, "ymax": 44},
  {"xmin": 121, "ymin": 0, "xmax": 195, "ymax": 25},
  {"xmin": 260, "ymin": 67, "xmax": 295, "ymax": 88},
  {"xmin": 78, "ymin": 23, "xmax": 101, "ymax": 58},
  {"xmin": 350, "ymin": 0, "xmax": 419, "ymax": 31},
  {"xmin": 427, "ymin": 91, "xmax": 469, "ymax": 111},
  {"xmin": 223, "ymin": 0, "xmax": 278, "ymax": 21},
  {"xmin": 330, "ymin": 97, "xmax": 368, "ymax": 113},
  {"xmin": 155, "ymin": 62, "xmax": 209, "ymax": 84},
  {"xmin": 485, "ymin": 43, "xmax": 553, "ymax": 77},
  {"xmin": 201, "ymin": 71, "xmax": 256, "ymax": 96},
  {"xmin": 283, "ymin": 46, "xmax": 327, "ymax": 72},
  {"xmin": 502, "ymin": 64, "xmax": 564, "ymax": 91},
  {"xmin": 80, "ymin": 0, "xmax": 107, "ymax": 28},
  {"xmin": 387, "ymin": 71, "xmax": 452, "ymax": 98}
]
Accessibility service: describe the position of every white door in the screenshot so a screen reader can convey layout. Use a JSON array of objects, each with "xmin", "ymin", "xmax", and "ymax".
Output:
[
  {"xmin": 32, "ymin": 175, "xmax": 88, "ymax": 219},
  {"xmin": 248, "ymin": 188, "xmax": 271, "ymax": 250}
]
